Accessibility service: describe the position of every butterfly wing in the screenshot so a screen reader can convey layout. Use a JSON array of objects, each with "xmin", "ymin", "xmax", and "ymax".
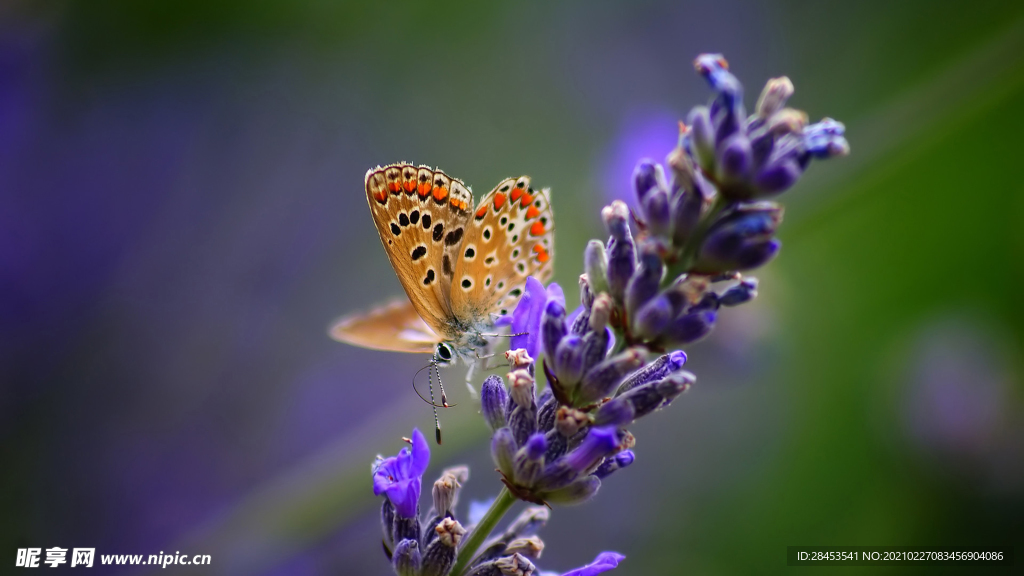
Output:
[
  {"xmin": 329, "ymin": 299, "xmax": 440, "ymax": 354},
  {"xmin": 365, "ymin": 164, "xmax": 474, "ymax": 341},
  {"xmin": 450, "ymin": 176, "xmax": 555, "ymax": 320}
]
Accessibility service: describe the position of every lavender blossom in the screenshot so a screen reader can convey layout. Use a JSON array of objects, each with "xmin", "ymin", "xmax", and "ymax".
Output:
[{"xmin": 374, "ymin": 429, "xmax": 431, "ymax": 518}]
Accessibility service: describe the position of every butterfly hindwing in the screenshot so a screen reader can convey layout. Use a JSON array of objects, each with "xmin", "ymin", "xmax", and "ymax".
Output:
[
  {"xmin": 450, "ymin": 176, "xmax": 555, "ymax": 320},
  {"xmin": 365, "ymin": 164, "xmax": 472, "ymax": 341},
  {"xmin": 329, "ymin": 299, "xmax": 440, "ymax": 354}
]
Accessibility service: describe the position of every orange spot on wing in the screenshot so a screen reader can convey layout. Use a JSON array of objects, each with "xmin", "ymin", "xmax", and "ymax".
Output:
[
  {"xmin": 494, "ymin": 193, "xmax": 507, "ymax": 210},
  {"xmin": 510, "ymin": 188, "xmax": 523, "ymax": 202},
  {"xmin": 529, "ymin": 221, "xmax": 545, "ymax": 236},
  {"xmin": 433, "ymin": 186, "xmax": 449, "ymax": 202},
  {"xmin": 533, "ymin": 244, "xmax": 550, "ymax": 262},
  {"xmin": 403, "ymin": 180, "xmax": 416, "ymax": 193},
  {"xmin": 373, "ymin": 191, "xmax": 387, "ymax": 203},
  {"xmin": 476, "ymin": 206, "xmax": 488, "ymax": 219},
  {"xmin": 418, "ymin": 182, "xmax": 431, "ymax": 197},
  {"xmin": 525, "ymin": 205, "xmax": 540, "ymax": 219},
  {"xmin": 520, "ymin": 193, "xmax": 533, "ymax": 206},
  {"xmin": 388, "ymin": 182, "xmax": 401, "ymax": 193}
]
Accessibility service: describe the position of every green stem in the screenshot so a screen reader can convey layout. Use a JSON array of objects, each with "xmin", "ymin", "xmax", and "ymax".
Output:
[{"xmin": 451, "ymin": 486, "xmax": 517, "ymax": 576}]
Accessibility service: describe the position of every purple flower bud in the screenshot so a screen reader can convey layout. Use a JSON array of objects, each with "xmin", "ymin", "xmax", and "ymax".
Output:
[
  {"xmin": 514, "ymin": 433, "xmax": 548, "ymax": 485},
  {"xmin": 536, "ymin": 459, "xmax": 579, "ymax": 491},
  {"xmin": 560, "ymin": 551, "xmax": 626, "ymax": 576},
  {"xmin": 694, "ymin": 53, "xmax": 737, "ymax": 97},
  {"xmin": 580, "ymin": 327, "xmax": 611, "ymax": 376},
  {"xmin": 505, "ymin": 536, "xmax": 546, "ymax": 560},
  {"xmin": 495, "ymin": 553, "xmax": 537, "ymax": 576},
  {"xmin": 554, "ymin": 334, "xmax": 585, "ymax": 386},
  {"xmin": 393, "ymin": 514, "xmax": 421, "ymax": 547},
  {"xmin": 625, "ymin": 242, "xmax": 664, "ymax": 319},
  {"xmin": 736, "ymin": 238, "xmax": 781, "ymax": 270},
  {"xmin": 509, "ymin": 403, "xmax": 538, "ymax": 448},
  {"xmin": 431, "ymin": 466, "xmax": 468, "ymax": 516},
  {"xmin": 589, "ymin": 293, "xmax": 613, "ymax": 332},
  {"xmin": 563, "ymin": 426, "xmax": 622, "ymax": 475},
  {"xmin": 755, "ymin": 76, "xmax": 794, "ymax": 118},
  {"xmin": 670, "ymin": 186, "xmax": 706, "ymax": 247},
  {"xmin": 717, "ymin": 133, "xmax": 753, "ymax": 183},
  {"xmin": 803, "ymin": 117, "xmax": 849, "ymax": 160},
  {"xmin": 570, "ymin": 304, "xmax": 591, "ymax": 335},
  {"xmin": 579, "ymin": 274, "xmax": 595, "ymax": 308},
  {"xmin": 664, "ymin": 309, "xmax": 716, "ymax": 345},
  {"xmin": 392, "ymin": 539, "xmax": 421, "ymax": 576},
  {"xmin": 584, "ymin": 240, "xmax": 609, "ymax": 295},
  {"xmin": 579, "ymin": 348, "xmax": 645, "ymax": 403},
  {"xmin": 632, "ymin": 159, "xmax": 666, "ymax": 204},
  {"xmin": 491, "ymin": 427, "xmax": 517, "ymax": 479},
  {"xmin": 592, "ymin": 397, "xmax": 636, "ymax": 427},
  {"xmin": 544, "ymin": 429, "xmax": 568, "ymax": 461},
  {"xmin": 616, "ymin": 350, "xmax": 687, "ymax": 395},
  {"xmin": 633, "ymin": 295, "xmax": 673, "ymax": 340},
  {"xmin": 696, "ymin": 203, "xmax": 783, "ymax": 273},
  {"xmin": 617, "ymin": 372, "xmax": 694, "ymax": 419},
  {"xmin": 593, "ymin": 450, "xmax": 635, "ymax": 479},
  {"xmin": 641, "ymin": 186, "xmax": 672, "ymax": 237},
  {"xmin": 602, "ymin": 201, "xmax": 636, "ymax": 300},
  {"xmin": 687, "ymin": 106, "xmax": 716, "ymax": 173},
  {"xmin": 755, "ymin": 157, "xmax": 802, "ymax": 195},
  {"xmin": 719, "ymin": 277, "xmax": 759, "ymax": 306},
  {"xmin": 537, "ymin": 392, "xmax": 557, "ymax": 432},
  {"xmin": 544, "ymin": 475, "xmax": 602, "ymax": 506},
  {"xmin": 380, "ymin": 500, "xmax": 396, "ymax": 547},
  {"xmin": 504, "ymin": 506, "xmax": 550, "ymax": 539},
  {"xmin": 421, "ymin": 518, "xmax": 464, "ymax": 576},
  {"xmin": 541, "ymin": 299, "xmax": 567, "ymax": 364},
  {"xmin": 507, "ymin": 369, "xmax": 536, "ymax": 409},
  {"xmin": 481, "ymin": 375, "xmax": 508, "ymax": 432}
]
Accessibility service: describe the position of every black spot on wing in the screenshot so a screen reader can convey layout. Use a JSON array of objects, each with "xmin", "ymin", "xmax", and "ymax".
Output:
[
  {"xmin": 411, "ymin": 246, "xmax": 427, "ymax": 261},
  {"xmin": 433, "ymin": 223, "xmax": 444, "ymax": 242},
  {"xmin": 444, "ymin": 228, "xmax": 464, "ymax": 246},
  {"xmin": 442, "ymin": 254, "xmax": 453, "ymax": 277},
  {"xmin": 390, "ymin": 223, "xmax": 401, "ymax": 235}
]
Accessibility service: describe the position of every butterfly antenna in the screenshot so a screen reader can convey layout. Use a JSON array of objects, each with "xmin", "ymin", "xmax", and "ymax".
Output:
[
  {"xmin": 411, "ymin": 364, "xmax": 448, "ymax": 409},
  {"xmin": 427, "ymin": 357, "xmax": 442, "ymax": 445},
  {"xmin": 478, "ymin": 331, "xmax": 529, "ymax": 338}
]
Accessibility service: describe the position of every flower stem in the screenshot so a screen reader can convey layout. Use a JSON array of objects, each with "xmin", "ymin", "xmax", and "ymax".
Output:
[{"xmin": 451, "ymin": 486, "xmax": 517, "ymax": 576}]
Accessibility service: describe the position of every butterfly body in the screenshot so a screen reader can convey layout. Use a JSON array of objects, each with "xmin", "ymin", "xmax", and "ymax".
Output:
[{"xmin": 331, "ymin": 163, "xmax": 555, "ymax": 362}]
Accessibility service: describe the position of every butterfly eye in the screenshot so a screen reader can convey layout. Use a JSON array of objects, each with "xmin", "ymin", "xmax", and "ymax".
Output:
[{"xmin": 436, "ymin": 343, "xmax": 454, "ymax": 363}]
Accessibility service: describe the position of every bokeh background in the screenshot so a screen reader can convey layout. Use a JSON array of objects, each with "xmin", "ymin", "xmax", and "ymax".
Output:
[{"xmin": 3, "ymin": 0, "xmax": 1024, "ymax": 574}]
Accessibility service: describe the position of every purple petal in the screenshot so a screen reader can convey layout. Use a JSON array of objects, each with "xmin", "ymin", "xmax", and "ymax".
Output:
[
  {"xmin": 384, "ymin": 477, "xmax": 421, "ymax": 518},
  {"xmin": 561, "ymin": 552, "xmax": 626, "ymax": 576},
  {"xmin": 409, "ymin": 428, "xmax": 430, "ymax": 477}
]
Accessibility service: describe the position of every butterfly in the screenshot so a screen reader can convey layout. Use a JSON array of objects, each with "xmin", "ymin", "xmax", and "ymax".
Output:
[{"xmin": 330, "ymin": 163, "xmax": 555, "ymax": 440}]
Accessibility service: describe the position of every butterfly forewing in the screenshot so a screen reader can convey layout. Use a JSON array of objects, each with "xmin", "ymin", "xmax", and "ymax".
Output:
[
  {"xmin": 451, "ymin": 176, "xmax": 555, "ymax": 320},
  {"xmin": 364, "ymin": 164, "xmax": 472, "ymax": 341}
]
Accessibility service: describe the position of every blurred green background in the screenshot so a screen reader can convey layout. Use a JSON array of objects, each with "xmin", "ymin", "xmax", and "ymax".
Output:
[{"xmin": 2, "ymin": 0, "xmax": 1023, "ymax": 574}]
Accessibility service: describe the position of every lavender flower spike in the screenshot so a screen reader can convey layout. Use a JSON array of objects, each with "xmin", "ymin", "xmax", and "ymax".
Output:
[{"xmin": 373, "ymin": 429, "xmax": 431, "ymax": 518}]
